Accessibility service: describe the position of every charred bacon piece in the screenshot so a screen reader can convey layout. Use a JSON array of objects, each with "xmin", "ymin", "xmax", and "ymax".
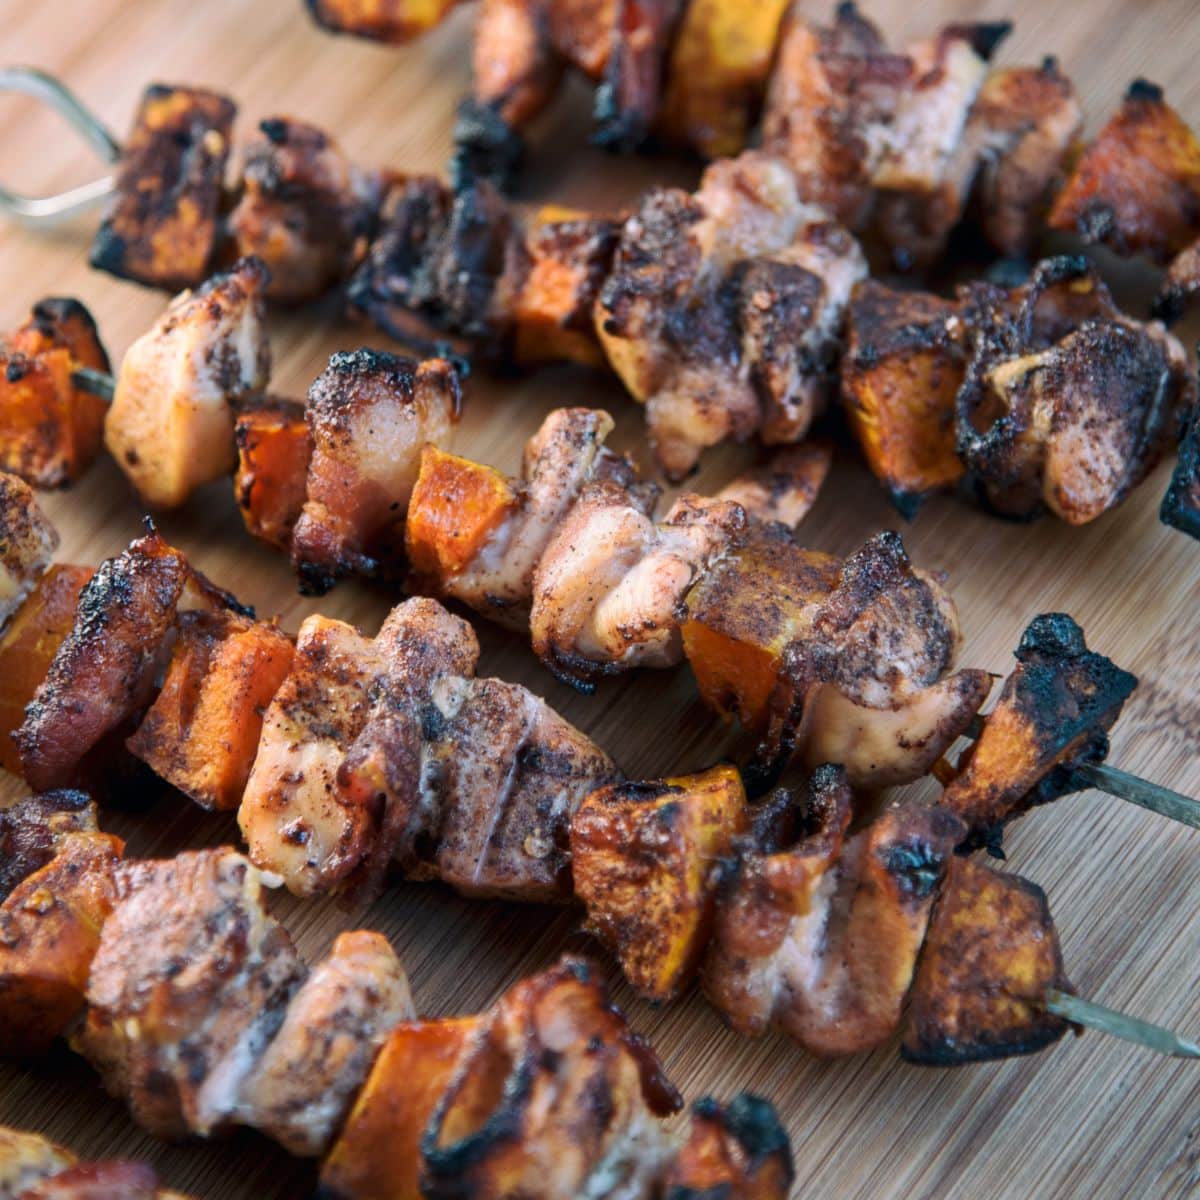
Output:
[
  {"xmin": 942, "ymin": 613, "xmax": 1137, "ymax": 847},
  {"xmin": 902, "ymin": 855, "xmax": 1073, "ymax": 1064},
  {"xmin": 90, "ymin": 85, "xmax": 235, "ymax": 290},
  {"xmin": 0, "ymin": 299, "xmax": 111, "ymax": 489},
  {"xmin": 1161, "ymin": 406, "xmax": 1200, "ymax": 540},
  {"xmin": 104, "ymin": 257, "xmax": 271, "ymax": 508}
]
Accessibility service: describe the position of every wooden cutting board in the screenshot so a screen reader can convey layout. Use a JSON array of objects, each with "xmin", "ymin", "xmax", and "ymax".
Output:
[{"xmin": 0, "ymin": 2, "xmax": 1197, "ymax": 1197}]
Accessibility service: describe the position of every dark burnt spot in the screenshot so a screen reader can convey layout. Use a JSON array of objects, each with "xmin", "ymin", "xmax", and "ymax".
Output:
[
  {"xmin": 4, "ymin": 357, "xmax": 28, "ymax": 383},
  {"xmin": 1126, "ymin": 78, "xmax": 1165, "ymax": 103},
  {"xmin": 259, "ymin": 117, "xmax": 289, "ymax": 145},
  {"xmin": 886, "ymin": 837, "xmax": 946, "ymax": 898},
  {"xmin": 451, "ymin": 97, "xmax": 524, "ymax": 192}
]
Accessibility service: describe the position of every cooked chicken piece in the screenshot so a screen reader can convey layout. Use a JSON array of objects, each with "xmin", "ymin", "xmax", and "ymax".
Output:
[
  {"xmin": 126, "ymin": 609, "xmax": 295, "ymax": 811},
  {"xmin": 238, "ymin": 930, "xmax": 414, "ymax": 1156},
  {"xmin": 1154, "ymin": 235, "xmax": 1200, "ymax": 323},
  {"xmin": 0, "ymin": 298, "xmax": 111, "ymax": 489},
  {"xmin": 943, "ymin": 614, "xmax": 1137, "ymax": 845},
  {"xmin": 1049, "ymin": 79, "xmax": 1200, "ymax": 263},
  {"xmin": 704, "ymin": 772, "xmax": 966, "ymax": 1056},
  {"xmin": 902, "ymin": 856, "xmax": 1072, "ymax": 1064},
  {"xmin": 572, "ymin": 765, "xmax": 749, "ymax": 1001},
  {"xmin": 15, "ymin": 1160, "xmax": 174, "ymax": 1199},
  {"xmin": 77, "ymin": 848, "xmax": 306, "ymax": 1139},
  {"xmin": 597, "ymin": 152, "xmax": 866, "ymax": 477},
  {"xmin": 105, "ymin": 258, "xmax": 271, "ymax": 508},
  {"xmin": 304, "ymin": 0, "xmax": 465, "ymax": 42},
  {"xmin": 0, "ymin": 472, "xmax": 56, "ymax": 630},
  {"xmin": 290, "ymin": 350, "xmax": 461, "ymax": 594},
  {"xmin": 233, "ymin": 398, "xmax": 313, "ymax": 550},
  {"xmin": 0, "ymin": 790, "xmax": 97, "ymax": 902},
  {"xmin": 411, "ymin": 407, "xmax": 642, "ymax": 626},
  {"xmin": 531, "ymin": 485, "xmax": 745, "ymax": 687},
  {"xmin": 1161, "ymin": 407, "xmax": 1200, "ymax": 540},
  {"xmin": 717, "ymin": 443, "xmax": 831, "ymax": 528},
  {"xmin": 228, "ymin": 118, "xmax": 381, "ymax": 303},
  {"xmin": 0, "ymin": 1126, "xmax": 77, "ymax": 1199},
  {"xmin": 841, "ymin": 280, "xmax": 967, "ymax": 515},
  {"xmin": 660, "ymin": 0, "xmax": 790, "ymax": 159},
  {"xmin": 663, "ymin": 1094, "xmax": 794, "ymax": 1200},
  {"xmin": 957, "ymin": 259, "xmax": 1193, "ymax": 523},
  {"xmin": 422, "ymin": 959, "xmax": 680, "ymax": 1199},
  {"xmin": 16, "ymin": 530, "xmax": 245, "ymax": 792},
  {"xmin": 90, "ymin": 84, "xmax": 235, "ymax": 289},
  {"xmin": 0, "ymin": 828, "xmax": 124, "ymax": 1056}
]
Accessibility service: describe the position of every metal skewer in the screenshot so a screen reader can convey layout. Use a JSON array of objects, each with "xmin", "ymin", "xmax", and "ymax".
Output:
[
  {"xmin": 0, "ymin": 66, "xmax": 119, "ymax": 226},
  {"xmin": 1045, "ymin": 990, "xmax": 1200, "ymax": 1058}
]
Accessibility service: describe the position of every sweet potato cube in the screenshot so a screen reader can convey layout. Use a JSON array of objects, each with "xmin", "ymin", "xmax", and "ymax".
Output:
[
  {"xmin": 664, "ymin": 1094, "xmax": 794, "ymax": 1200},
  {"xmin": 318, "ymin": 1017, "xmax": 480, "ymax": 1200},
  {"xmin": 305, "ymin": 0, "xmax": 463, "ymax": 43},
  {"xmin": 405, "ymin": 444, "xmax": 518, "ymax": 580},
  {"xmin": 0, "ymin": 565, "xmax": 94, "ymax": 775},
  {"xmin": 234, "ymin": 400, "xmax": 313, "ymax": 550},
  {"xmin": 902, "ymin": 856, "xmax": 1072, "ymax": 1065},
  {"xmin": 90, "ymin": 84, "xmax": 236, "ymax": 289},
  {"xmin": 126, "ymin": 609, "xmax": 294, "ymax": 810},
  {"xmin": 0, "ymin": 831, "xmax": 123, "ymax": 1056},
  {"xmin": 570, "ymin": 764, "xmax": 749, "ymax": 1002},
  {"xmin": 841, "ymin": 280, "xmax": 966, "ymax": 515},
  {"xmin": 682, "ymin": 523, "xmax": 840, "ymax": 732}
]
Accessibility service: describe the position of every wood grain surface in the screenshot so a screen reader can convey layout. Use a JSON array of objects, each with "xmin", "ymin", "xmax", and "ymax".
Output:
[{"xmin": 0, "ymin": 2, "xmax": 1198, "ymax": 1197}]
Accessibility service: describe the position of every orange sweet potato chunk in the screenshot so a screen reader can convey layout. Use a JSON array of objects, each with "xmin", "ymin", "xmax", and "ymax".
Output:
[{"xmin": 234, "ymin": 401, "xmax": 313, "ymax": 550}]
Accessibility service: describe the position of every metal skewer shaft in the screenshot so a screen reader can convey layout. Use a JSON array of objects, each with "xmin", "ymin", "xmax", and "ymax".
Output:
[
  {"xmin": 70, "ymin": 365, "xmax": 114, "ymax": 402},
  {"xmin": 1045, "ymin": 990, "xmax": 1200, "ymax": 1059}
]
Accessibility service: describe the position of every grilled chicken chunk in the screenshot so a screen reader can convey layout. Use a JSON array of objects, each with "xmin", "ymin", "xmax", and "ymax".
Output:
[
  {"xmin": 228, "ymin": 118, "xmax": 381, "ymax": 303},
  {"xmin": 238, "ymin": 930, "xmax": 414, "ymax": 1156},
  {"xmin": 16, "ymin": 530, "xmax": 247, "ymax": 792},
  {"xmin": 0, "ymin": 299, "xmax": 111, "ymax": 489},
  {"xmin": 0, "ymin": 472, "xmax": 56, "ymax": 630},
  {"xmin": 531, "ymin": 485, "xmax": 745, "ymax": 687},
  {"xmin": 0, "ymin": 791, "xmax": 97, "ymax": 903},
  {"xmin": 0, "ymin": 1127, "xmax": 77, "ymax": 1199},
  {"xmin": 90, "ymin": 84, "xmax": 235, "ymax": 289},
  {"xmin": 704, "ymin": 770, "xmax": 965, "ymax": 1055},
  {"xmin": 105, "ymin": 258, "xmax": 271, "ymax": 508},
  {"xmin": 291, "ymin": 350, "xmax": 461, "ymax": 593},
  {"xmin": 304, "ymin": 0, "xmax": 465, "ymax": 42},
  {"xmin": 1161, "ymin": 407, "xmax": 1200, "ymax": 540},
  {"xmin": 77, "ymin": 848, "xmax": 306, "ymax": 1139},
  {"xmin": 597, "ymin": 151, "xmax": 867, "ymax": 478}
]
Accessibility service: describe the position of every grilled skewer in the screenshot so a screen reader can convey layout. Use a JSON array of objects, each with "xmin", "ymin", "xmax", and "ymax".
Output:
[{"xmin": 0, "ymin": 795, "xmax": 793, "ymax": 1199}]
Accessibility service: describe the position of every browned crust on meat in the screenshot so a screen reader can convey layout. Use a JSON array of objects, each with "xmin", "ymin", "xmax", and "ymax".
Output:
[{"xmin": 0, "ymin": 791, "xmax": 96, "ymax": 903}]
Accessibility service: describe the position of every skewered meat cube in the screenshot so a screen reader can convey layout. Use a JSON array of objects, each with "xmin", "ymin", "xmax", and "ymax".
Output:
[
  {"xmin": 291, "ymin": 350, "xmax": 461, "ymax": 593},
  {"xmin": 90, "ymin": 85, "xmax": 236, "ymax": 290},
  {"xmin": 943, "ymin": 613, "xmax": 1137, "ymax": 846},
  {"xmin": 125, "ymin": 609, "xmax": 295, "ymax": 811},
  {"xmin": 13, "ymin": 1161, "xmax": 171, "ymax": 1199},
  {"xmin": 1153, "ymin": 235, "xmax": 1200, "ymax": 323},
  {"xmin": 703, "ymin": 769, "xmax": 965, "ymax": 1056},
  {"xmin": 1161, "ymin": 407, "xmax": 1200, "ymax": 539},
  {"xmin": 0, "ymin": 472, "xmax": 56, "ymax": 629},
  {"xmin": 1049, "ymin": 79, "xmax": 1200, "ymax": 263},
  {"xmin": 238, "ymin": 930, "xmax": 415, "ymax": 1156},
  {"xmin": 0, "ymin": 1127, "xmax": 77, "ymax": 1199},
  {"xmin": 304, "ymin": 0, "xmax": 466, "ymax": 42},
  {"xmin": 596, "ymin": 151, "xmax": 867, "ymax": 478},
  {"xmin": 227, "ymin": 117, "xmax": 382, "ymax": 303},
  {"xmin": 0, "ymin": 299, "xmax": 111, "ymax": 488},
  {"xmin": 233, "ymin": 398, "xmax": 312, "ymax": 550},
  {"xmin": 104, "ymin": 257, "xmax": 271, "ymax": 507},
  {"xmin": 714, "ymin": 442, "xmax": 832, "ymax": 530},
  {"xmin": 76, "ymin": 848, "xmax": 306, "ymax": 1138},
  {"xmin": 0, "ymin": 790, "xmax": 97, "ymax": 903},
  {"xmin": 15, "ymin": 529, "xmax": 249, "ymax": 792},
  {"xmin": 901, "ymin": 856, "xmax": 1073, "ymax": 1064},
  {"xmin": 0, "ymin": 826, "xmax": 124, "ymax": 1056},
  {"xmin": 571, "ymin": 765, "xmax": 749, "ymax": 1001},
  {"xmin": 531, "ymin": 485, "xmax": 745, "ymax": 686}
]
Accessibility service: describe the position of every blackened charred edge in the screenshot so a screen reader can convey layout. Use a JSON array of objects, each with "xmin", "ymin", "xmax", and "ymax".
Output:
[
  {"xmin": 87, "ymin": 226, "xmax": 135, "ymax": 281},
  {"xmin": 1151, "ymin": 280, "xmax": 1193, "ymax": 325},
  {"xmin": 591, "ymin": 81, "xmax": 649, "ymax": 155},
  {"xmin": 899, "ymin": 1018, "xmax": 1070, "ymax": 1066},
  {"xmin": 954, "ymin": 20, "xmax": 1013, "ymax": 61},
  {"xmin": 452, "ymin": 98, "xmax": 525, "ymax": 193},
  {"xmin": 602, "ymin": 780, "xmax": 684, "ymax": 804},
  {"xmin": 323, "ymin": 347, "xmax": 420, "ymax": 388},
  {"xmin": 1161, "ymin": 409, "xmax": 1200, "ymax": 539},
  {"xmin": 1126, "ymin": 78, "xmax": 1165, "ymax": 104},
  {"xmin": 295, "ymin": 559, "xmax": 338, "ymax": 597},
  {"xmin": 673, "ymin": 1093, "xmax": 794, "ymax": 1193},
  {"xmin": 1016, "ymin": 612, "xmax": 1088, "ymax": 661},
  {"xmin": 31, "ymin": 297, "xmax": 110, "ymax": 366},
  {"xmin": 887, "ymin": 485, "xmax": 925, "ymax": 521}
]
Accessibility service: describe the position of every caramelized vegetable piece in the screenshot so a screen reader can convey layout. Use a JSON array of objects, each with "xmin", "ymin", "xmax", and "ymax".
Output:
[
  {"xmin": 0, "ymin": 299, "xmax": 111, "ymax": 489},
  {"xmin": 943, "ymin": 613, "xmax": 1137, "ymax": 843},
  {"xmin": 902, "ymin": 856, "xmax": 1073, "ymax": 1065},
  {"xmin": 305, "ymin": 0, "xmax": 464, "ymax": 42},
  {"xmin": 663, "ymin": 1094, "xmax": 794, "ymax": 1200},
  {"xmin": 233, "ymin": 399, "xmax": 313, "ymax": 550},
  {"xmin": 1048, "ymin": 79, "xmax": 1200, "ymax": 263},
  {"xmin": 0, "ymin": 791, "xmax": 97, "ymax": 903},
  {"xmin": 318, "ymin": 1016, "xmax": 480, "ymax": 1200},
  {"xmin": 0, "ymin": 565, "xmax": 94, "ymax": 775},
  {"xmin": 126, "ymin": 609, "xmax": 295, "ymax": 811},
  {"xmin": 571, "ymin": 765, "xmax": 750, "ymax": 1001},
  {"xmin": 1161, "ymin": 408, "xmax": 1200, "ymax": 540},
  {"xmin": 841, "ymin": 280, "xmax": 966, "ymax": 515},
  {"xmin": 683, "ymin": 522, "xmax": 840, "ymax": 732},
  {"xmin": 660, "ymin": 0, "xmax": 790, "ymax": 159},
  {"xmin": 405, "ymin": 444, "xmax": 519, "ymax": 579},
  {"xmin": 0, "ymin": 472, "xmax": 57, "ymax": 633},
  {"xmin": 90, "ymin": 84, "xmax": 236, "ymax": 289},
  {"xmin": 0, "ymin": 830, "xmax": 124, "ymax": 1056}
]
